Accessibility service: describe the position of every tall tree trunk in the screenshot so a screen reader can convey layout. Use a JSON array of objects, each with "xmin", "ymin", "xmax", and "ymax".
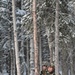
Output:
[
  {"xmin": 32, "ymin": 0, "xmax": 39, "ymax": 75},
  {"xmin": 74, "ymin": 2, "xmax": 75, "ymax": 15},
  {"xmin": 38, "ymin": 32, "xmax": 42, "ymax": 72},
  {"xmin": 70, "ymin": 37, "xmax": 74, "ymax": 75},
  {"xmin": 30, "ymin": 37, "xmax": 34, "ymax": 75},
  {"xmin": 44, "ymin": 18, "xmax": 53, "ymax": 64},
  {"xmin": 45, "ymin": 26, "xmax": 53, "ymax": 64},
  {"xmin": 55, "ymin": 0, "xmax": 59, "ymax": 75},
  {"xmin": 13, "ymin": 49, "xmax": 16, "ymax": 75},
  {"xmin": 11, "ymin": 50, "xmax": 13, "ymax": 75},
  {"xmin": 9, "ymin": 27, "xmax": 15, "ymax": 75},
  {"xmin": 12, "ymin": 0, "xmax": 21, "ymax": 75},
  {"xmin": 20, "ymin": 39, "xmax": 26, "ymax": 75},
  {"xmin": 61, "ymin": 42, "xmax": 68, "ymax": 75},
  {"xmin": 11, "ymin": 49, "xmax": 15, "ymax": 75},
  {"xmin": 71, "ymin": 18, "xmax": 75, "ymax": 75},
  {"xmin": 27, "ymin": 40, "xmax": 30, "ymax": 75},
  {"xmin": 70, "ymin": 54, "xmax": 74, "ymax": 75},
  {"xmin": 45, "ymin": 0, "xmax": 54, "ymax": 65},
  {"xmin": 62, "ymin": 60, "xmax": 68, "ymax": 75}
]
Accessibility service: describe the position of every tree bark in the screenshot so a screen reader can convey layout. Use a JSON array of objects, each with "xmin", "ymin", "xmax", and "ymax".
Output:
[
  {"xmin": 55, "ymin": 0, "xmax": 59, "ymax": 75},
  {"xmin": 32, "ymin": 0, "xmax": 39, "ymax": 75},
  {"xmin": 74, "ymin": 2, "xmax": 75, "ymax": 15},
  {"xmin": 38, "ymin": 30, "xmax": 42, "ymax": 72},
  {"xmin": 27, "ymin": 40, "xmax": 30, "ymax": 75},
  {"xmin": 61, "ymin": 43, "xmax": 68, "ymax": 75},
  {"xmin": 12, "ymin": 0, "xmax": 21, "ymax": 75},
  {"xmin": 70, "ymin": 54, "xmax": 74, "ymax": 75},
  {"xmin": 30, "ymin": 37, "xmax": 34, "ymax": 75},
  {"xmin": 70, "ymin": 37, "xmax": 74, "ymax": 75},
  {"xmin": 46, "ymin": 26, "xmax": 53, "ymax": 64},
  {"xmin": 44, "ymin": 18, "xmax": 53, "ymax": 64}
]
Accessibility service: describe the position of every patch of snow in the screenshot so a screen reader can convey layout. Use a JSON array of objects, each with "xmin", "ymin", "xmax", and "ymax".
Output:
[
  {"xmin": 2, "ymin": 69, "xmax": 8, "ymax": 75},
  {"xmin": 72, "ymin": 33, "xmax": 75, "ymax": 37},
  {"xmin": 2, "ymin": 0, "xmax": 8, "ymax": 4},
  {"xmin": 3, "ymin": 40, "xmax": 9, "ymax": 49},
  {"xmin": 16, "ymin": 19, "xmax": 20, "ymax": 24},
  {"xmin": 59, "ymin": 1, "xmax": 62, "ymax": 4},
  {"xmin": 2, "ymin": 0, "xmax": 7, "ymax": 1},
  {"xmin": 16, "ymin": 9, "xmax": 26, "ymax": 16},
  {"xmin": 59, "ymin": 71, "xmax": 62, "ymax": 75},
  {"xmin": 68, "ymin": 1, "xmax": 73, "ymax": 7},
  {"xmin": 19, "ymin": 53, "xmax": 24, "ymax": 57},
  {"xmin": 40, "ymin": 2, "xmax": 46, "ymax": 8},
  {"xmin": 59, "ymin": 32, "xmax": 62, "ymax": 36},
  {"xmin": 74, "ymin": 2, "xmax": 75, "ymax": 4},
  {"xmin": 0, "ymin": 24, "xmax": 4, "ymax": 30},
  {"xmin": 0, "ymin": 7, "xmax": 6, "ymax": 12}
]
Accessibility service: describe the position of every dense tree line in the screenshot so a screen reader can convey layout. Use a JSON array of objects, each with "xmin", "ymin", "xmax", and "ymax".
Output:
[{"xmin": 0, "ymin": 0, "xmax": 75, "ymax": 75}]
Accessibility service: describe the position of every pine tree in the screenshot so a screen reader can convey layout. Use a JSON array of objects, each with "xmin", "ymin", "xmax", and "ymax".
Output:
[
  {"xmin": 12, "ymin": 0, "xmax": 21, "ymax": 75},
  {"xmin": 32, "ymin": 0, "xmax": 39, "ymax": 75},
  {"xmin": 55, "ymin": 0, "xmax": 59, "ymax": 75}
]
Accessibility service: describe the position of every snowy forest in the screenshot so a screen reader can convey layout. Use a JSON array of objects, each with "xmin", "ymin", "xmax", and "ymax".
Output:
[{"xmin": 0, "ymin": 0, "xmax": 75, "ymax": 75}]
